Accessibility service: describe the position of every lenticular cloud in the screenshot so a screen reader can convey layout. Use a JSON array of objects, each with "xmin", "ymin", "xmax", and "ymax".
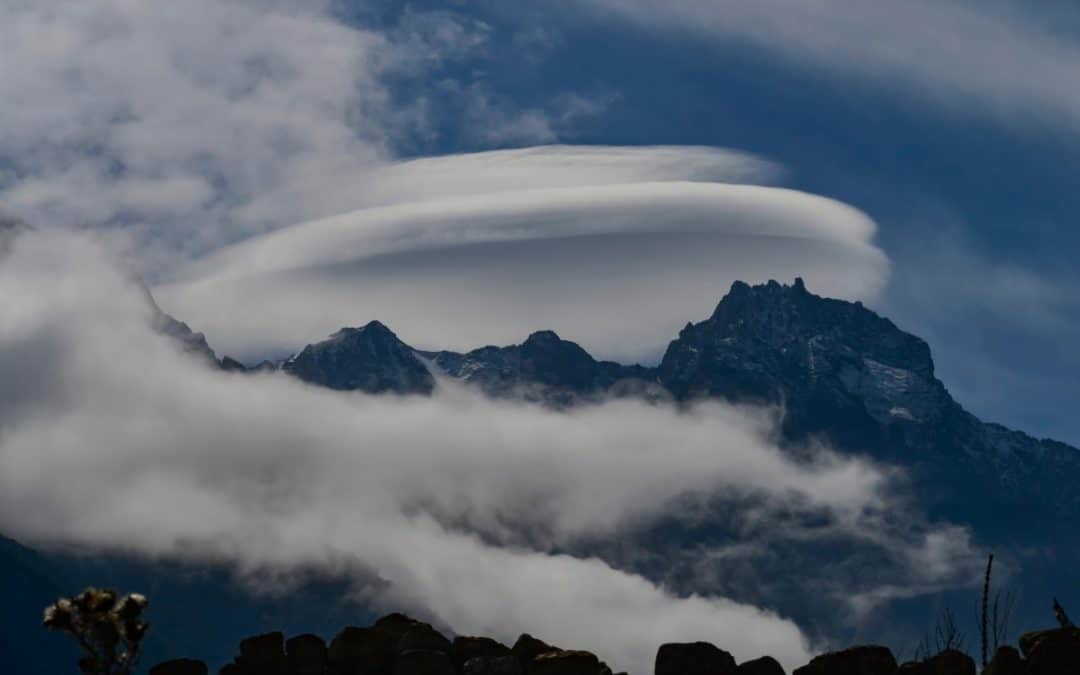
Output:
[{"xmin": 155, "ymin": 145, "xmax": 889, "ymax": 363}]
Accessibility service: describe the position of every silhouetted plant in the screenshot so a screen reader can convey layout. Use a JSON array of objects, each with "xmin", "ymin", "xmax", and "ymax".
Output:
[
  {"xmin": 914, "ymin": 605, "xmax": 966, "ymax": 661},
  {"xmin": 973, "ymin": 553, "xmax": 1017, "ymax": 668},
  {"xmin": 43, "ymin": 587, "xmax": 149, "ymax": 675},
  {"xmin": 981, "ymin": 554, "xmax": 992, "ymax": 668},
  {"xmin": 935, "ymin": 606, "xmax": 965, "ymax": 652},
  {"xmin": 1054, "ymin": 597, "xmax": 1073, "ymax": 628},
  {"xmin": 991, "ymin": 590, "xmax": 1017, "ymax": 647}
]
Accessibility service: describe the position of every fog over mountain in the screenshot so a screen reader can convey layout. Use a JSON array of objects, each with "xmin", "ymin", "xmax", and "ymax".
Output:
[{"xmin": 0, "ymin": 228, "xmax": 980, "ymax": 674}]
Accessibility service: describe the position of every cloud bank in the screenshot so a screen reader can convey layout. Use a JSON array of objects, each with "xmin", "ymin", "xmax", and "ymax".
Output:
[
  {"xmin": 155, "ymin": 145, "xmax": 888, "ymax": 363},
  {"xmin": 1, "ymin": 230, "xmax": 964, "ymax": 672},
  {"xmin": 0, "ymin": 0, "xmax": 572, "ymax": 273}
]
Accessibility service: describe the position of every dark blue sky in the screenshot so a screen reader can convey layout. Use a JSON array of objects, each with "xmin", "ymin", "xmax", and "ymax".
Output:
[{"xmin": 339, "ymin": 0, "xmax": 1080, "ymax": 445}]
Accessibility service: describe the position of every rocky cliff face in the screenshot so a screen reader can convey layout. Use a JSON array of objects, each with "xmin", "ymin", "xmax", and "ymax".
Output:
[{"xmin": 658, "ymin": 278, "xmax": 954, "ymax": 429}]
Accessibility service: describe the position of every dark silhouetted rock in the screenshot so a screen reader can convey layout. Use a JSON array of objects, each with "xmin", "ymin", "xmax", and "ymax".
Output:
[
  {"xmin": 512, "ymin": 634, "xmax": 559, "ymax": 664},
  {"xmin": 1019, "ymin": 628, "xmax": 1080, "ymax": 658},
  {"xmin": 398, "ymin": 623, "xmax": 451, "ymax": 654},
  {"xmin": 793, "ymin": 645, "xmax": 897, "ymax": 675},
  {"xmin": 1020, "ymin": 627, "xmax": 1080, "ymax": 675},
  {"xmin": 149, "ymin": 659, "xmax": 208, "ymax": 675},
  {"xmin": 655, "ymin": 642, "xmax": 737, "ymax": 675},
  {"xmin": 394, "ymin": 650, "xmax": 455, "ymax": 675},
  {"xmin": 287, "ymin": 633, "xmax": 328, "ymax": 675},
  {"xmin": 926, "ymin": 650, "xmax": 973, "ymax": 675},
  {"xmin": 375, "ymin": 613, "xmax": 418, "ymax": 637},
  {"xmin": 328, "ymin": 615, "xmax": 442, "ymax": 675},
  {"xmin": 453, "ymin": 636, "xmax": 512, "ymax": 669},
  {"xmin": 463, "ymin": 655, "xmax": 524, "ymax": 675},
  {"xmin": 529, "ymin": 650, "xmax": 606, "ymax": 675},
  {"xmin": 738, "ymin": 655, "xmax": 786, "ymax": 675},
  {"xmin": 897, "ymin": 650, "xmax": 973, "ymax": 675},
  {"xmin": 982, "ymin": 646, "xmax": 1024, "ymax": 675},
  {"xmin": 329, "ymin": 626, "xmax": 387, "ymax": 675},
  {"xmin": 237, "ymin": 631, "xmax": 288, "ymax": 675}
]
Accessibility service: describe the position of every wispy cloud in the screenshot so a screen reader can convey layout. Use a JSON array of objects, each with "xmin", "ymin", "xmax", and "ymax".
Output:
[{"xmin": 578, "ymin": 0, "xmax": 1080, "ymax": 134}]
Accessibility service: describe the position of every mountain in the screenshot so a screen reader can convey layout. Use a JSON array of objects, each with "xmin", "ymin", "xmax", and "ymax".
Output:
[
  {"xmin": 425, "ymin": 330, "xmax": 657, "ymax": 406},
  {"xmin": 147, "ymin": 288, "xmax": 248, "ymax": 372},
  {"xmin": 281, "ymin": 321, "xmax": 435, "ymax": 395},
  {"xmin": 268, "ymin": 279, "xmax": 1079, "ymax": 522},
  {"xmin": 656, "ymin": 279, "xmax": 1079, "ymax": 528}
]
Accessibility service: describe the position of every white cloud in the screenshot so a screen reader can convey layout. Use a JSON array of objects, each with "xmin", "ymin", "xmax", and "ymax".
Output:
[
  {"xmin": 153, "ymin": 146, "xmax": 886, "ymax": 362},
  {"xmin": 577, "ymin": 0, "xmax": 1080, "ymax": 133},
  {"xmin": 0, "ymin": 231, "xmax": 958, "ymax": 672}
]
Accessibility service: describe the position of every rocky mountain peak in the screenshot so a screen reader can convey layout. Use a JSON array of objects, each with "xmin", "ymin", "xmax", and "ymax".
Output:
[
  {"xmin": 519, "ymin": 330, "xmax": 596, "ymax": 370},
  {"xmin": 703, "ymin": 278, "xmax": 935, "ymax": 379},
  {"xmin": 522, "ymin": 329, "xmax": 563, "ymax": 346},
  {"xmin": 283, "ymin": 322, "xmax": 434, "ymax": 395},
  {"xmin": 662, "ymin": 278, "xmax": 952, "ymax": 430},
  {"xmin": 328, "ymin": 320, "xmax": 396, "ymax": 343},
  {"xmin": 431, "ymin": 330, "xmax": 651, "ymax": 405}
]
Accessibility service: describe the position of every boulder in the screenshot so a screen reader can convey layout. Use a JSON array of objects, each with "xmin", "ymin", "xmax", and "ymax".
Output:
[
  {"xmin": 656, "ymin": 642, "xmax": 738, "ymax": 675},
  {"xmin": 1019, "ymin": 630, "xmax": 1057, "ymax": 658},
  {"xmin": 398, "ymin": 623, "xmax": 451, "ymax": 654},
  {"xmin": 287, "ymin": 633, "xmax": 328, "ymax": 675},
  {"xmin": 453, "ymin": 637, "xmax": 512, "ymax": 669},
  {"xmin": 329, "ymin": 626, "xmax": 390, "ymax": 675},
  {"xmin": 463, "ymin": 655, "xmax": 524, "ymax": 675},
  {"xmin": 738, "ymin": 656, "xmax": 786, "ymax": 675},
  {"xmin": 149, "ymin": 659, "xmax": 208, "ymax": 675},
  {"xmin": 792, "ymin": 646, "xmax": 897, "ymax": 675},
  {"xmin": 982, "ymin": 646, "xmax": 1024, "ymax": 675},
  {"xmin": 1021, "ymin": 627, "xmax": 1080, "ymax": 675},
  {"xmin": 512, "ymin": 634, "xmax": 559, "ymax": 664},
  {"xmin": 393, "ymin": 650, "xmax": 455, "ymax": 675},
  {"xmin": 376, "ymin": 613, "xmax": 421, "ymax": 642},
  {"xmin": 897, "ymin": 650, "xmax": 973, "ymax": 675},
  {"xmin": 237, "ymin": 631, "xmax": 288, "ymax": 675},
  {"xmin": 529, "ymin": 650, "xmax": 605, "ymax": 675}
]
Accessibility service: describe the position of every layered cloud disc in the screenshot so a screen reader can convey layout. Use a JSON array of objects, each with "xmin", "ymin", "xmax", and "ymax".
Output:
[{"xmin": 156, "ymin": 145, "xmax": 888, "ymax": 362}]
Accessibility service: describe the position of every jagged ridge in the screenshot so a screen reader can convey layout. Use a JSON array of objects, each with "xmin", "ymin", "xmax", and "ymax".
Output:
[{"xmin": 223, "ymin": 279, "xmax": 1077, "ymax": 521}]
